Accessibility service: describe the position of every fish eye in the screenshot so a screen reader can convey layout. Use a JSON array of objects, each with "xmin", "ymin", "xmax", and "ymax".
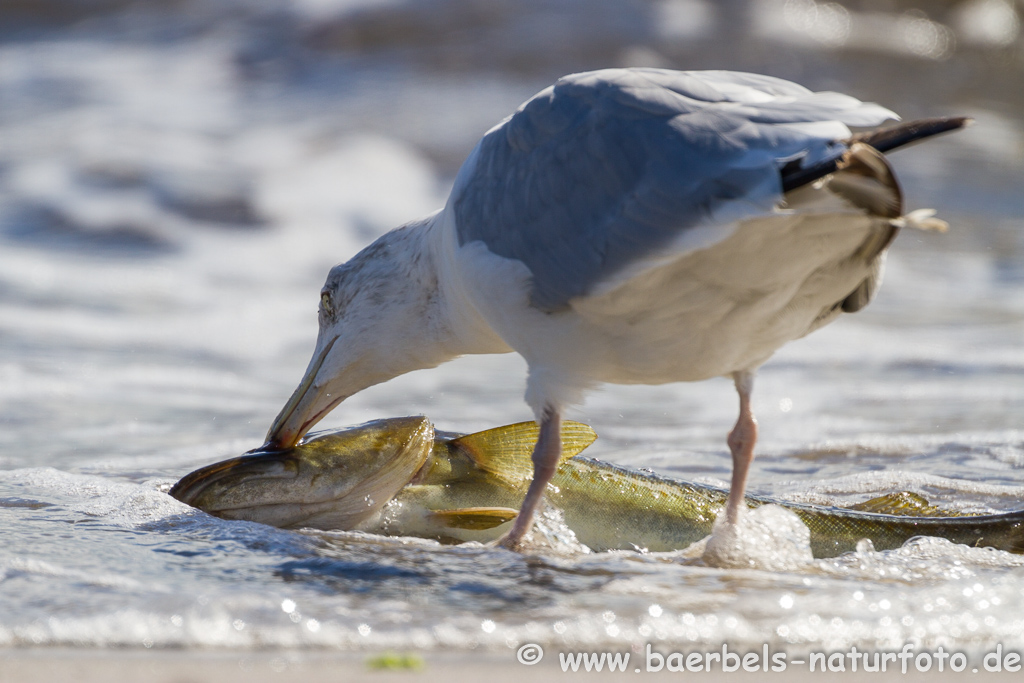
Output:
[{"xmin": 320, "ymin": 290, "xmax": 332, "ymax": 316}]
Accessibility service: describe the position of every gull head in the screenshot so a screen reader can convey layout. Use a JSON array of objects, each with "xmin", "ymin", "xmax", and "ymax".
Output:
[{"xmin": 265, "ymin": 222, "xmax": 451, "ymax": 449}]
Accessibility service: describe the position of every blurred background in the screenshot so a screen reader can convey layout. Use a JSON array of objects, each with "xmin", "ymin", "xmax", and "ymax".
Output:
[
  {"xmin": 1, "ymin": 0, "xmax": 1021, "ymax": 471},
  {"xmin": 0, "ymin": 0, "xmax": 1021, "ymax": 471},
  {"xmin": 2, "ymin": 0, "xmax": 1024, "ymax": 654}
]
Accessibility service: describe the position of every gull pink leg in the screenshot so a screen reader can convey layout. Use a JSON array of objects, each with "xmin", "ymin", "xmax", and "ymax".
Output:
[
  {"xmin": 499, "ymin": 407, "xmax": 562, "ymax": 549},
  {"xmin": 725, "ymin": 371, "xmax": 758, "ymax": 525}
]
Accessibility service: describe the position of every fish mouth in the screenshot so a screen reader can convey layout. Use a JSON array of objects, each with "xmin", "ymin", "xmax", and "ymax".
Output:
[
  {"xmin": 265, "ymin": 336, "xmax": 341, "ymax": 449},
  {"xmin": 168, "ymin": 448, "xmax": 298, "ymax": 509}
]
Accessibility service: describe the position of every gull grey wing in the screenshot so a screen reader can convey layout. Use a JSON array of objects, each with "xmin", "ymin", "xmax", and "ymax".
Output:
[{"xmin": 452, "ymin": 68, "xmax": 897, "ymax": 312}]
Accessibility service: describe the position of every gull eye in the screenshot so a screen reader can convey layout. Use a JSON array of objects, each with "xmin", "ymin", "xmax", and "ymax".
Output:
[{"xmin": 320, "ymin": 290, "xmax": 333, "ymax": 317}]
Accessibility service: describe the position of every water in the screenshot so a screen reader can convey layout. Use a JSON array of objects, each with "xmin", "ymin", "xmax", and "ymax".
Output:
[{"xmin": 2, "ymin": 0, "xmax": 1024, "ymax": 658}]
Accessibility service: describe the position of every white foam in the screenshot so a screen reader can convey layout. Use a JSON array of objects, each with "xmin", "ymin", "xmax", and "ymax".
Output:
[
  {"xmin": 701, "ymin": 505, "xmax": 814, "ymax": 571},
  {"xmin": 0, "ymin": 556, "xmax": 151, "ymax": 591},
  {"xmin": 819, "ymin": 536, "xmax": 1024, "ymax": 582},
  {"xmin": 516, "ymin": 505, "xmax": 592, "ymax": 557},
  {"xmin": 0, "ymin": 467, "xmax": 192, "ymax": 527}
]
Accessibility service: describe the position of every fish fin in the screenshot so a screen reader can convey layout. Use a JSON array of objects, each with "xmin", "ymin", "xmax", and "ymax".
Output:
[
  {"xmin": 428, "ymin": 507, "xmax": 519, "ymax": 530},
  {"xmin": 848, "ymin": 491, "xmax": 957, "ymax": 517},
  {"xmin": 449, "ymin": 421, "xmax": 597, "ymax": 480}
]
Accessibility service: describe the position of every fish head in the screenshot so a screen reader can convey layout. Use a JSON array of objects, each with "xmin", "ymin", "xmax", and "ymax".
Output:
[{"xmin": 170, "ymin": 416, "xmax": 434, "ymax": 529}]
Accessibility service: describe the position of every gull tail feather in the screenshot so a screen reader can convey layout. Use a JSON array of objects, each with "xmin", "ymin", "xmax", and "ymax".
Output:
[{"xmin": 781, "ymin": 116, "xmax": 972, "ymax": 194}]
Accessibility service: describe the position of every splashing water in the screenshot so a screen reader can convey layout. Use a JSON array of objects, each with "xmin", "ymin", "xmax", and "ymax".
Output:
[
  {"xmin": 701, "ymin": 506, "xmax": 815, "ymax": 571},
  {"xmin": 2, "ymin": 0, "xmax": 1024, "ymax": 659}
]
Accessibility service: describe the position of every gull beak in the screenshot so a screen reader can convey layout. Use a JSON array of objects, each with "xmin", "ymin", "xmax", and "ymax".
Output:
[{"xmin": 265, "ymin": 336, "xmax": 343, "ymax": 448}]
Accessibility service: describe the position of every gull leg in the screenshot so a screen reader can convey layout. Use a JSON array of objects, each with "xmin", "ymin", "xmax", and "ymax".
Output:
[
  {"xmin": 725, "ymin": 371, "xmax": 757, "ymax": 525},
  {"xmin": 499, "ymin": 407, "xmax": 562, "ymax": 549}
]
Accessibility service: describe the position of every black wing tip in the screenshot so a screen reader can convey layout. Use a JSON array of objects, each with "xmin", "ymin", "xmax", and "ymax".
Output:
[
  {"xmin": 848, "ymin": 115, "xmax": 973, "ymax": 154},
  {"xmin": 782, "ymin": 115, "xmax": 972, "ymax": 194}
]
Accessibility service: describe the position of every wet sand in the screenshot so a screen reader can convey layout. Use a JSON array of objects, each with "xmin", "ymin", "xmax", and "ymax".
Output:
[{"xmin": 1, "ymin": 649, "xmax": 1020, "ymax": 683}]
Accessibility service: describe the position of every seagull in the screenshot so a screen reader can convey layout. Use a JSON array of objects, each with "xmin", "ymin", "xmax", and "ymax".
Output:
[{"xmin": 264, "ymin": 68, "xmax": 966, "ymax": 548}]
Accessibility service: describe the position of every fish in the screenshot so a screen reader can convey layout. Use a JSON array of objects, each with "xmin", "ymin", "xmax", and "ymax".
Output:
[{"xmin": 170, "ymin": 417, "xmax": 1024, "ymax": 558}]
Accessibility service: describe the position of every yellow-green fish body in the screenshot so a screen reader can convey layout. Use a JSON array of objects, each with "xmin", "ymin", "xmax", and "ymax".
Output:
[{"xmin": 171, "ymin": 417, "xmax": 1024, "ymax": 557}]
